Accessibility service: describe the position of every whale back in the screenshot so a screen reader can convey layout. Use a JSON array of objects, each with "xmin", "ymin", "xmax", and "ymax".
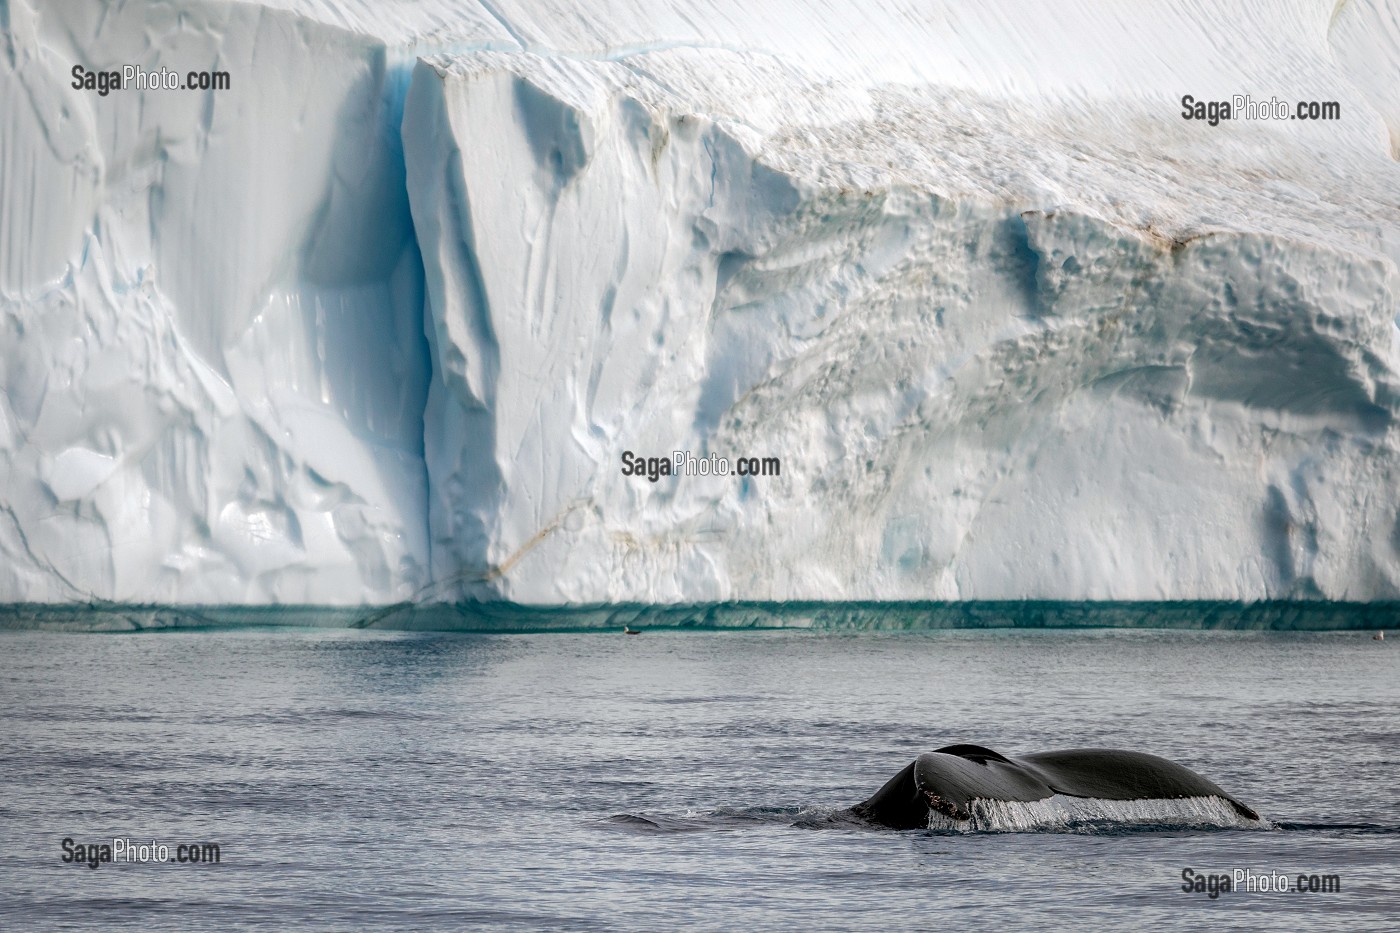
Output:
[
  {"xmin": 848, "ymin": 745, "xmax": 1051, "ymax": 827},
  {"xmin": 847, "ymin": 761, "xmax": 927, "ymax": 829}
]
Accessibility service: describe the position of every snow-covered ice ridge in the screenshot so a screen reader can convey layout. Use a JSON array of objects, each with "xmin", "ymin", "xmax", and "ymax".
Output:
[{"xmin": 3, "ymin": 0, "xmax": 1399, "ymax": 604}]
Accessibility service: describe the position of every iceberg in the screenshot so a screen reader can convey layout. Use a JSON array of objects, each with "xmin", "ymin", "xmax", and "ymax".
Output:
[{"xmin": 3, "ymin": 0, "xmax": 1399, "ymax": 604}]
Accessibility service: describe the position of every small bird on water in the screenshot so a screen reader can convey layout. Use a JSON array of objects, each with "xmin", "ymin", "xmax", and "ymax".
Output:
[
  {"xmin": 623, "ymin": 625, "xmax": 641, "ymax": 635},
  {"xmin": 1374, "ymin": 631, "xmax": 1385, "ymax": 641}
]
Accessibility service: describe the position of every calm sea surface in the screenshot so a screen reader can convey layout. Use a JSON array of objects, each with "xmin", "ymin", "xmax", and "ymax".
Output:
[{"xmin": 1, "ymin": 626, "xmax": 1396, "ymax": 929}]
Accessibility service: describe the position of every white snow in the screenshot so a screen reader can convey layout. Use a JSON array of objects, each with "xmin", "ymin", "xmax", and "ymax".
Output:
[{"xmin": 3, "ymin": 0, "xmax": 1399, "ymax": 604}]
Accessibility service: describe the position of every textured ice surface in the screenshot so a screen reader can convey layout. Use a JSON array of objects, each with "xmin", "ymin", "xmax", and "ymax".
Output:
[
  {"xmin": 3, "ymin": 0, "xmax": 1400, "ymax": 603},
  {"xmin": 2, "ymin": 0, "xmax": 432, "ymax": 601}
]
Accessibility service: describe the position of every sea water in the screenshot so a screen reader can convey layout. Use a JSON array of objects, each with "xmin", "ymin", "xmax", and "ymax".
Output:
[{"xmin": 1, "ymin": 624, "xmax": 1396, "ymax": 929}]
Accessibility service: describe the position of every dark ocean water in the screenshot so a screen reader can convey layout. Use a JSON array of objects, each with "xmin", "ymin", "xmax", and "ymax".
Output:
[{"xmin": 1, "ymin": 624, "xmax": 1397, "ymax": 929}]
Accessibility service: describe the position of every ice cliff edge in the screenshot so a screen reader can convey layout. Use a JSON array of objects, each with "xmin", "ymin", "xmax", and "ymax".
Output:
[{"xmin": 3, "ymin": 0, "xmax": 1400, "ymax": 604}]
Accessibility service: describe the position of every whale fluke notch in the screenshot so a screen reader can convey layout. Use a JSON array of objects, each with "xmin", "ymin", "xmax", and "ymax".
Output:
[{"xmin": 848, "ymin": 746, "xmax": 1259, "ymax": 829}]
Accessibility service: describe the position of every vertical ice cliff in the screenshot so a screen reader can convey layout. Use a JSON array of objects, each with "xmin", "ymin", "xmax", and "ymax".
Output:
[
  {"xmin": 3, "ymin": 0, "xmax": 1400, "ymax": 604},
  {"xmin": 1, "ymin": 0, "xmax": 430, "ymax": 602},
  {"xmin": 400, "ymin": 2, "xmax": 1400, "ymax": 603},
  {"xmin": 400, "ymin": 45, "xmax": 1400, "ymax": 602}
]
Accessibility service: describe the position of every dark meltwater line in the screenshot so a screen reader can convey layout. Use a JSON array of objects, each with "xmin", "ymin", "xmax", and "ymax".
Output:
[{"xmin": 1, "ymin": 601, "xmax": 1396, "ymax": 632}]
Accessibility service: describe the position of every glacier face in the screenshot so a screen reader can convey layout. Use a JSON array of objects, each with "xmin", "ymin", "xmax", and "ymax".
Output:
[
  {"xmin": 3, "ymin": 0, "xmax": 1400, "ymax": 604},
  {"xmin": 1, "ymin": 0, "xmax": 431, "ymax": 601}
]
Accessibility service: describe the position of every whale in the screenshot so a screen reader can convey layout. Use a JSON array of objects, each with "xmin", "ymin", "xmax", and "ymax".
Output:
[{"xmin": 848, "ymin": 744, "xmax": 1260, "ymax": 829}]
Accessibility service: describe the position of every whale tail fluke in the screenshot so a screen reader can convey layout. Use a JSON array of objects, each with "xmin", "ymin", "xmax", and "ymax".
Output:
[{"xmin": 850, "ymin": 745, "xmax": 1261, "ymax": 829}]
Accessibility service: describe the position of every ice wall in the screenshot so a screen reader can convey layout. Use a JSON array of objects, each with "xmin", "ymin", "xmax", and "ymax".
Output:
[
  {"xmin": 4, "ymin": 0, "xmax": 1400, "ymax": 604},
  {"xmin": 1, "ymin": 0, "xmax": 430, "ymax": 602},
  {"xmin": 403, "ymin": 45, "xmax": 1400, "ymax": 603}
]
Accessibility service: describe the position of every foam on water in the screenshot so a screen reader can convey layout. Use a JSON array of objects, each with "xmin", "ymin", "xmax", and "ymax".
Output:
[{"xmin": 925, "ymin": 795, "xmax": 1269, "ymax": 834}]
